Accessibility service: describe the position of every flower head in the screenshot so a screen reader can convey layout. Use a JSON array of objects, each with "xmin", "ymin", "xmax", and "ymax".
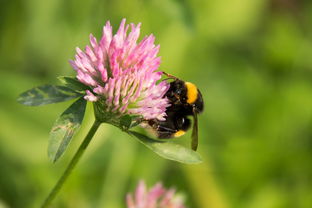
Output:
[
  {"xmin": 127, "ymin": 181, "xmax": 186, "ymax": 208},
  {"xmin": 70, "ymin": 19, "xmax": 170, "ymax": 121}
]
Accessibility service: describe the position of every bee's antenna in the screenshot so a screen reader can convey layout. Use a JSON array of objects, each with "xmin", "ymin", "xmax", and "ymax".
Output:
[{"xmin": 162, "ymin": 71, "xmax": 179, "ymax": 80}]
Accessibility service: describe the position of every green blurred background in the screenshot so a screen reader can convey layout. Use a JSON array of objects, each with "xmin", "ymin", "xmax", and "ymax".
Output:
[{"xmin": 1, "ymin": 0, "xmax": 312, "ymax": 207}]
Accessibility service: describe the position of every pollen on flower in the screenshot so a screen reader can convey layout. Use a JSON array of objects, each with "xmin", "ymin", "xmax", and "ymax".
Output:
[{"xmin": 70, "ymin": 19, "xmax": 170, "ymax": 120}]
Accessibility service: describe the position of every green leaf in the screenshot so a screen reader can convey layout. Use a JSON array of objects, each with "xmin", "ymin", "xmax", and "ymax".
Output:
[
  {"xmin": 128, "ymin": 131, "xmax": 202, "ymax": 164},
  {"xmin": 129, "ymin": 115, "xmax": 143, "ymax": 128},
  {"xmin": 58, "ymin": 76, "xmax": 90, "ymax": 91},
  {"xmin": 118, "ymin": 115, "xmax": 144, "ymax": 130},
  {"xmin": 48, "ymin": 97, "xmax": 87, "ymax": 162},
  {"xmin": 119, "ymin": 115, "xmax": 132, "ymax": 130},
  {"xmin": 17, "ymin": 85, "xmax": 82, "ymax": 106}
]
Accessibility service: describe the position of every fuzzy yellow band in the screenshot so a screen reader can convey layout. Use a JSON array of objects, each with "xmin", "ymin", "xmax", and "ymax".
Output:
[{"xmin": 185, "ymin": 82, "xmax": 198, "ymax": 104}]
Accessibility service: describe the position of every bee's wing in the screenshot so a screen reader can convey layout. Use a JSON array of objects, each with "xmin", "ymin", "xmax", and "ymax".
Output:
[{"xmin": 191, "ymin": 107, "xmax": 199, "ymax": 151}]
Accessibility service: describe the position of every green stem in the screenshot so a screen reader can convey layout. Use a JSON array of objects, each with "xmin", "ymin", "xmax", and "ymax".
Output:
[{"xmin": 41, "ymin": 120, "xmax": 101, "ymax": 208}]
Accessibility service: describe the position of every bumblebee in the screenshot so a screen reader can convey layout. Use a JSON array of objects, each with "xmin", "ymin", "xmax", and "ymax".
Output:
[{"xmin": 148, "ymin": 72, "xmax": 204, "ymax": 151}]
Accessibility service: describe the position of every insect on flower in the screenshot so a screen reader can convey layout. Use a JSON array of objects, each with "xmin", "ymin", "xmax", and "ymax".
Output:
[
  {"xmin": 147, "ymin": 72, "xmax": 204, "ymax": 151},
  {"xmin": 69, "ymin": 18, "xmax": 203, "ymax": 151}
]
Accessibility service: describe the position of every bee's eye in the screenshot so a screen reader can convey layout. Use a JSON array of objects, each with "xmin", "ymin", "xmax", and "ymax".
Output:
[{"xmin": 176, "ymin": 89, "xmax": 182, "ymax": 94}]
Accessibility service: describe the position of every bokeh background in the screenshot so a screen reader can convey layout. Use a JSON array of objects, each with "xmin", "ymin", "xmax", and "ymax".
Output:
[{"xmin": 1, "ymin": 0, "xmax": 312, "ymax": 207}]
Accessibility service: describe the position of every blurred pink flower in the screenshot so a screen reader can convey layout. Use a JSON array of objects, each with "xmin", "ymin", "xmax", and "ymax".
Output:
[
  {"xmin": 70, "ymin": 19, "xmax": 170, "ymax": 120},
  {"xmin": 127, "ymin": 181, "xmax": 186, "ymax": 208}
]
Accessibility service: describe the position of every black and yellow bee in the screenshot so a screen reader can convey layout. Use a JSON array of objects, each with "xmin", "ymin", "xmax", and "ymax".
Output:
[{"xmin": 148, "ymin": 72, "xmax": 204, "ymax": 151}]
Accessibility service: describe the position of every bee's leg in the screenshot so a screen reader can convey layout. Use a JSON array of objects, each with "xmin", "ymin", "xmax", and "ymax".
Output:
[
  {"xmin": 156, "ymin": 125, "xmax": 179, "ymax": 139},
  {"xmin": 147, "ymin": 119, "xmax": 159, "ymax": 129},
  {"xmin": 173, "ymin": 95, "xmax": 181, "ymax": 103},
  {"xmin": 157, "ymin": 125, "xmax": 177, "ymax": 133}
]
